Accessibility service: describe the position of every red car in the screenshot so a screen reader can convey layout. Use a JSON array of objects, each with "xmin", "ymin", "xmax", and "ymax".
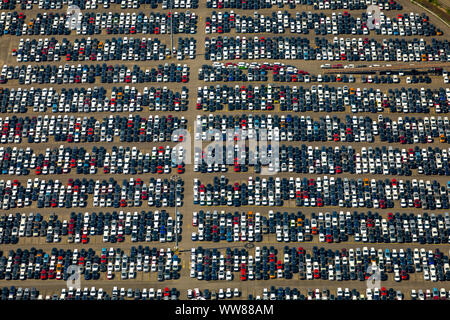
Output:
[
  {"xmin": 313, "ymin": 269, "xmax": 320, "ymax": 279},
  {"xmin": 333, "ymin": 133, "xmax": 340, "ymax": 142},
  {"xmin": 414, "ymin": 199, "xmax": 421, "ymax": 208},
  {"xmin": 317, "ymin": 198, "xmax": 323, "ymax": 207},
  {"xmin": 401, "ymin": 271, "xmax": 408, "ymax": 280},
  {"xmin": 276, "ymin": 261, "xmax": 283, "ymax": 270}
]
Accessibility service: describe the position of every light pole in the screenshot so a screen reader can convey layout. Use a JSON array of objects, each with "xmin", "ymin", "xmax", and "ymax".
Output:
[{"xmin": 170, "ymin": 174, "xmax": 179, "ymax": 253}]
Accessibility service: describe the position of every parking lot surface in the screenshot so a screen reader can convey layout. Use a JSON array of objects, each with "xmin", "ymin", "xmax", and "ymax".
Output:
[{"xmin": 0, "ymin": 0, "xmax": 449, "ymax": 301}]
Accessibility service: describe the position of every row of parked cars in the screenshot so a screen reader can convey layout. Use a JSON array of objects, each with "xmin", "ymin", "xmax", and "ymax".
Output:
[
  {"xmin": 0, "ymin": 86, "xmax": 189, "ymax": 113},
  {"xmin": 0, "ymin": 63, "xmax": 190, "ymax": 85},
  {"xmin": 195, "ymin": 114, "xmax": 450, "ymax": 144},
  {"xmin": 0, "ymin": 11, "xmax": 198, "ymax": 36},
  {"xmin": 312, "ymin": 0, "xmax": 401, "ymax": 10},
  {"xmin": 0, "ymin": 210, "xmax": 181, "ymax": 244},
  {"xmin": 3, "ymin": 142, "xmax": 450, "ymax": 178},
  {"xmin": 250, "ymin": 287, "xmax": 404, "ymax": 300},
  {"xmin": 91, "ymin": 177, "xmax": 183, "ymax": 209},
  {"xmin": 194, "ymin": 143, "xmax": 450, "ymax": 176},
  {"xmin": 5, "ymin": 286, "xmax": 447, "ymax": 300},
  {"xmin": 189, "ymin": 246, "xmax": 450, "ymax": 282},
  {"xmin": 72, "ymin": 0, "xmax": 197, "ymax": 9},
  {"xmin": 411, "ymin": 288, "xmax": 450, "ymax": 300},
  {"xmin": 14, "ymin": 37, "xmax": 196, "ymax": 62},
  {"xmin": 0, "ymin": 246, "xmax": 181, "ymax": 281},
  {"xmin": 188, "ymin": 287, "xmax": 240, "ymax": 299},
  {"xmin": 206, "ymin": 11, "xmax": 441, "ymax": 36},
  {"xmin": 198, "ymin": 62, "xmax": 318, "ymax": 82},
  {"xmin": 198, "ymin": 62, "xmax": 430, "ymax": 83},
  {"xmin": 252, "ymin": 286, "xmax": 450, "ymax": 300},
  {"xmin": 365, "ymin": 74, "xmax": 432, "ymax": 86},
  {"xmin": 0, "ymin": 114, "xmax": 187, "ymax": 144},
  {"xmin": 2, "ymin": 0, "xmax": 196, "ymax": 9},
  {"xmin": 196, "ymin": 85, "xmax": 449, "ymax": 114},
  {"xmin": 200, "ymin": 62, "xmax": 354, "ymax": 83},
  {"xmin": 191, "ymin": 210, "xmax": 450, "ymax": 244},
  {"xmin": 0, "ymin": 286, "xmax": 180, "ymax": 300},
  {"xmin": 0, "ymin": 145, "xmax": 186, "ymax": 176},
  {"xmin": 204, "ymin": 36, "xmax": 449, "ymax": 62},
  {"xmin": 0, "ymin": 177, "xmax": 184, "ymax": 209},
  {"xmin": 193, "ymin": 175, "xmax": 449, "ymax": 209},
  {"xmin": 195, "ymin": 114, "xmax": 450, "ymax": 145},
  {"xmin": 206, "ymin": 0, "xmax": 401, "ymax": 10}
]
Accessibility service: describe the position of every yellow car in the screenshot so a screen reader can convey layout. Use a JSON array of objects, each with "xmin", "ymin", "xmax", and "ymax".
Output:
[{"xmin": 363, "ymin": 178, "xmax": 369, "ymax": 187}]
